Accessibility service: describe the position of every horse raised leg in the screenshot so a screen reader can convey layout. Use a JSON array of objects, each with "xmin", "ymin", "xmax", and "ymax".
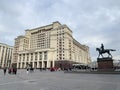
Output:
[
  {"xmin": 98, "ymin": 53, "xmax": 104, "ymax": 58},
  {"xmin": 107, "ymin": 51, "xmax": 112, "ymax": 58}
]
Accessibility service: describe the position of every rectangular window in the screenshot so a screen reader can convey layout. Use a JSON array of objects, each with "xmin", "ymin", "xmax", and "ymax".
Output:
[
  {"xmin": 44, "ymin": 51, "xmax": 47, "ymax": 60},
  {"xmin": 23, "ymin": 54, "xmax": 25, "ymax": 61},
  {"xmin": 39, "ymin": 52, "xmax": 42, "ymax": 60},
  {"xmin": 31, "ymin": 53, "xmax": 33, "ymax": 61}
]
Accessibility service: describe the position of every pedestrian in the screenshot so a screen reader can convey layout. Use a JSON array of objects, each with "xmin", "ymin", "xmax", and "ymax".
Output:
[
  {"xmin": 3, "ymin": 67, "xmax": 7, "ymax": 75},
  {"xmin": 13, "ymin": 67, "xmax": 17, "ymax": 75},
  {"xmin": 27, "ymin": 68, "xmax": 29, "ymax": 74}
]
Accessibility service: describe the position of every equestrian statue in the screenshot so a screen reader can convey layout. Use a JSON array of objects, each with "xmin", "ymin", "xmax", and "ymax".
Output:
[{"xmin": 96, "ymin": 44, "xmax": 116, "ymax": 58}]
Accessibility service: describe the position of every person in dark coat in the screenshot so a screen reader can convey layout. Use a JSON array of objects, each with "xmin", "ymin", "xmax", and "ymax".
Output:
[
  {"xmin": 101, "ymin": 43, "xmax": 104, "ymax": 52},
  {"xmin": 3, "ymin": 67, "xmax": 7, "ymax": 75}
]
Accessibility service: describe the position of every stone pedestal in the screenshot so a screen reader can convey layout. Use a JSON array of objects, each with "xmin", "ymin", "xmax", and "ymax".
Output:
[{"xmin": 97, "ymin": 58, "xmax": 114, "ymax": 71}]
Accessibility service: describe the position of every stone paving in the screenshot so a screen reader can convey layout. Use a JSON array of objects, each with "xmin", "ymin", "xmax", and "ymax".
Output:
[{"xmin": 0, "ymin": 69, "xmax": 120, "ymax": 90}]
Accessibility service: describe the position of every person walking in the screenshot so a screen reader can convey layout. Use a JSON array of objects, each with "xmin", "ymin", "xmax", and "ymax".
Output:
[
  {"xmin": 27, "ymin": 68, "xmax": 29, "ymax": 74},
  {"xmin": 3, "ymin": 67, "xmax": 7, "ymax": 75}
]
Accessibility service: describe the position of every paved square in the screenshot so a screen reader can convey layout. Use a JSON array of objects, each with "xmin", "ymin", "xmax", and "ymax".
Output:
[{"xmin": 0, "ymin": 69, "xmax": 120, "ymax": 90}]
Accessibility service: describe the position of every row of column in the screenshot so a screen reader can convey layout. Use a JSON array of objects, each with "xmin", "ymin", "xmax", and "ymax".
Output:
[
  {"xmin": 0, "ymin": 45, "xmax": 13, "ymax": 68},
  {"xmin": 17, "ymin": 51, "xmax": 55, "ymax": 68},
  {"xmin": 17, "ymin": 61, "xmax": 50, "ymax": 69},
  {"xmin": 18, "ymin": 51, "xmax": 47, "ymax": 62}
]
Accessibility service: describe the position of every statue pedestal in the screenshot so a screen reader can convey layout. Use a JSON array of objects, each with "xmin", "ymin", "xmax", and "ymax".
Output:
[{"xmin": 97, "ymin": 58, "xmax": 114, "ymax": 71}]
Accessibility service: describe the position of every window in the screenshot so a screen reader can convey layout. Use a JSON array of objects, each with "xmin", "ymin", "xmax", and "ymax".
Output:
[
  {"xmin": 23, "ymin": 54, "xmax": 25, "ymax": 61},
  {"xmin": 59, "ymin": 57, "xmax": 62, "ymax": 60},
  {"xmin": 44, "ymin": 51, "xmax": 47, "ymax": 60},
  {"xmin": 39, "ymin": 52, "xmax": 42, "ymax": 60}
]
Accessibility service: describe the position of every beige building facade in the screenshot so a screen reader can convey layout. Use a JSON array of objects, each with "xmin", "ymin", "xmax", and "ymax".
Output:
[
  {"xmin": 0, "ymin": 43, "xmax": 13, "ymax": 68},
  {"xmin": 12, "ymin": 21, "xmax": 91, "ymax": 69}
]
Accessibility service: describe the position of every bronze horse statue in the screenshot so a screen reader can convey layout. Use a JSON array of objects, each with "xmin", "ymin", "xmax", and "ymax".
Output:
[{"xmin": 96, "ymin": 48, "xmax": 116, "ymax": 58}]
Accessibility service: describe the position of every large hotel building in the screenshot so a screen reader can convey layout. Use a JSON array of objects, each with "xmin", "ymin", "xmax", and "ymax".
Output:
[
  {"xmin": 12, "ymin": 21, "xmax": 91, "ymax": 69},
  {"xmin": 0, "ymin": 43, "xmax": 13, "ymax": 68}
]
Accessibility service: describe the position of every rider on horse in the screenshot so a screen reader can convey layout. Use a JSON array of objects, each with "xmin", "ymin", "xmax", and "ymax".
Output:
[
  {"xmin": 96, "ymin": 44, "xmax": 116, "ymax": 58},
  {"xmin": 101, "ymin": 43, "xmax": 104, "ymax": 52}
]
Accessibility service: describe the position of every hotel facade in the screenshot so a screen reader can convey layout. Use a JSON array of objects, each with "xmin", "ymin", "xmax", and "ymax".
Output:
[
  {"xmin": 0, "ymin": 43, "xmax": 13, "ymax": 68},
  {"xmin": 12, "ymin": 21, "xmax": 91, "ymax": 69}
]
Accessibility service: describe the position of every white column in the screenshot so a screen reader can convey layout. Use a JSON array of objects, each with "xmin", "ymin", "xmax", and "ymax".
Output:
[
  {"xmin": 29, "ymin": 53, "xmax": 31, "ymax": 63},
  {"xmin": 0, "ymin": 46, "xmax": 3, "ymax": 66},
  {"xmin": 8, "ymin": 48, "xmax": 11, "ymax": 68},
  {"xmin": 47, "ymin": 51, "xmax": 49, "ymax": 68},
  {"xmin": 24, "ymin": 54, "xmax": 26, "ymax": 68},
  {"xmin": 37, "ymin": 52, "xmax": 39, "ymax": 61},
  {"xmin": 47, "ymin": 61, "xmax": 51, "ymax": 68},
  {"xmin": 52, "ymin": 51, "xmax": 55, "ymax": 67},
  {"xmin": 7, "ymin": 48, "xmax": 10, "ymax": 63},
  {"xmin": 20, "ymin": 54, "xmax": 23, "ymax": 68},
  {"xmin": 10, "ymin": 49, "xmax": 12, "ymax": 65},
  {"xmin": 52, "ymin": 59, "xmax": 55, "ymax": 67},
  {"xmin": 17, "ymin": 54, "xmax": 19, "ymax": 68},
  {"xmin": 33, "ymin": 53, "xmax": 35, "ymax": 68},
  {"xmin": 5, "ymin": 48, "xmax": 9, "ymax": 66},
  {"xmin": 43, "ymin": 52, "xmax": 44, "ymax": 61},
  {"xmin": 2, "ymin": 47, "xmax": 6, "ymax": 67},
  {"xmin": 33, "ymin": 53, "xmax": 35, "ymax": 62},
  {"xmin": 42, "ymin": 52, "xmax": 44, "ymax": 68},
  {"xmin": 37, "ymin": 52, "xmax": 39, "ymax": 68}
]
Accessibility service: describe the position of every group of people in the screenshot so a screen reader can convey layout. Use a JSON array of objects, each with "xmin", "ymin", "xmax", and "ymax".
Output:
[
  {"xmin": 26, "ymin": 67, "xmax": 34, "ymax": 74},
  {"xmin": 3, "ymin": 67, "xmax": 17, "ymax": 75}
]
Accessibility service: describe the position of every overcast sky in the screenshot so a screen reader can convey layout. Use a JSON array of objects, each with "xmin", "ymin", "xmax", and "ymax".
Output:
[{"xmin": 0, "ymin": 0, "xmax": 120, "ymax": 61}]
